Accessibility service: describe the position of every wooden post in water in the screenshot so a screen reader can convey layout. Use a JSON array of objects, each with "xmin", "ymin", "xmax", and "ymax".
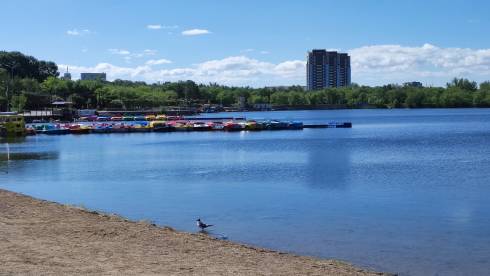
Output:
[{"xmin": 5, "ymin": 142, "xmax": 10, "ymax": 174}]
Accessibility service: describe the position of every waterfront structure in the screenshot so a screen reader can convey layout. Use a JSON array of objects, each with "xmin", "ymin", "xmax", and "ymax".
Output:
[
  {"xmin": 62, "ymin": 67, "xmax": 71, "ymax": 80},
  {"xmin": 238, "ymin": 96, "xmax": 247, "ymax": 110},
  {"xmin": 81, "ymin": 72, "xmax": 106, "ymax": 81},
  {"xmin": 306, "ymin": 50, "xmax": 351, "ymax": 90},
  {"xmin": 404, "ymin": 81, "xmax": 423, "ymax": 88},
  {"xmin": 0, "ymin": 112, "xmax": 26, "ymax": 136}
]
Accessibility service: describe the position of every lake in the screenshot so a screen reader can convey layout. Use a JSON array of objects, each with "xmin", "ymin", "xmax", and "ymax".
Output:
[{"xmin": 1, "ymin": 108, "xmax": 490, "ymax": 276}]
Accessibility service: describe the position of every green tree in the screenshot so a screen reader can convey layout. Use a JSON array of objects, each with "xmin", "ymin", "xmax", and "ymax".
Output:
[
  {"xmin": 0, "ymin": 69, "xmax": 7, "ymax": 110},
  {"xmin": 248, "ymin": 94, "xmax": 268, "ymax": 105},
  {"xmin": 447, "ymin": 78, "xmax": 477, "ymax": 92},
  {"xmin": 305, "ymin": 91, "xmax": 323, "ymax": 105},
  {"xmin": 270, "ymin": 92, "xmax": 289, "ymax": 105},
  {"xmin": 41, "ymin": 76, "xmax": 71, "ymax": 99},
  {"xmin": 11, "ymin": 94, "xmax": 27, "ymax": 112},
  {"xmin": 480, "ymin": 81, "xmax": 490, "ymax": 91},
  {"xmin": 405, "ymin": 88, "xmax": 425, "ymax": 108},
  {"xmin": 0, "ymin": 51, "xmax": 59, "ymax": 81},
  {"xmin": 440, "ymin": 87, "xmax": 472, "ymax": 107},
  {"xmin": 288, "ymin": 92, "xmax": 306, "ymax": 106},
  {"xmin": 216, "ymin": 90, "xmax": 236, "ymax": 106}
]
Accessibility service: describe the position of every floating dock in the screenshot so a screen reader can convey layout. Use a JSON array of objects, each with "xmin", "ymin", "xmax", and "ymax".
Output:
[
  {"xmin": 304, "ymin": 122, "xmax": 352, "ymax": 128},
  {"xmin": 25, "ymin": 117, "xmax": 352, "ymax": 136}
]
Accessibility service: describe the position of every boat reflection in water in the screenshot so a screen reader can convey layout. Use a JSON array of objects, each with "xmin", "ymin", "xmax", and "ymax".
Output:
[
  {"xmin": 0, "ymin": 151, "xmax": 59, "ymax": 162},
  {"xmin": 0, "ymin": 150, "xmax": 58, "ymax": 174}
]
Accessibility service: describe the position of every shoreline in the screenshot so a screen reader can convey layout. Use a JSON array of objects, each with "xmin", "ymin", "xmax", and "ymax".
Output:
[{"xmin": 0, "ymin": 189, "xmax": 392, "ymax": 275}]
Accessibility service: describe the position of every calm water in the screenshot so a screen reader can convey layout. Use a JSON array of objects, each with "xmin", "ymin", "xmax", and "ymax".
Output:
[{"xmin": 1, "ymin": 109, "xmax": 490, "ymax": 276}]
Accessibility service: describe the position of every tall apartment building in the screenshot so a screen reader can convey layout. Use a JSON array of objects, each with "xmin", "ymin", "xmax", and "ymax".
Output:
[
  {"xmin": 306, "ymin": 50, "xmax": 351, "ymax": 90},
  {"xmin": 80, "ymin": 72, "xmax": 106, "ymax": 81}
]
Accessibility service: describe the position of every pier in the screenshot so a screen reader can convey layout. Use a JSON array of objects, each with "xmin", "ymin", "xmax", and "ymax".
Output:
[{"xmin": 303, "ymin": 122, "xmax": 352, "ymax": 128}]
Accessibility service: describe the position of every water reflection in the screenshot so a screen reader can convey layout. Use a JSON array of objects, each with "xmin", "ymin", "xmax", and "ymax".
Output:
[
  {"xmin": 0, "ymin": 151, "xmax": 59, "ymax": 161},
  {"xmin": 0, "ymin": 150, "xmax": 59, "ymax": 174},
  {"xmin": 305, "ymin": 138, "xmax": 351, "ymax": 190},
  {"xmin": 0, "ymin": 137, "xmax": 27, "ymax": 144}
]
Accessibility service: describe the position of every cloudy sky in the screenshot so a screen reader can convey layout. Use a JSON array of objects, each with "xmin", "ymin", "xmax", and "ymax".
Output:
[{"xmin": 1, "ymin": 0, "xmax": 490, "ymax": 87}]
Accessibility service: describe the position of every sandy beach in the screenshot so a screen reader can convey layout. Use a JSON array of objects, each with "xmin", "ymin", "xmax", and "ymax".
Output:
[{"xmin": 0, "ymin": 189, "xmax": 391, "ymax": 275}]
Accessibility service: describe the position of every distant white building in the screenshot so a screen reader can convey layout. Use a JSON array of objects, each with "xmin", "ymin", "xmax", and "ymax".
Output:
[
  {"xmin": 81, "ymin": 73, "xmax": 106, "ymax": 81},
  {"xmin": 61, "ymin": 67, "xmax": 71, "ymax": 80},
  {"xmin": 403, "ymin": 81, "xmax": 423, "ymax": 88}
]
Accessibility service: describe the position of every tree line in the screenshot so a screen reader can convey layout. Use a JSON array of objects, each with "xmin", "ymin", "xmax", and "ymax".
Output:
[{"xmin": 1, "ymin": 50, "xmax": 490, "ymax": 112}]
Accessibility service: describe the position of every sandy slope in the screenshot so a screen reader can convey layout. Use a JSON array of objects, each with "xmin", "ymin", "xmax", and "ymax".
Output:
[{"xmin": 0, "ymin": 189, "xmax": 392, "ymax": 275}]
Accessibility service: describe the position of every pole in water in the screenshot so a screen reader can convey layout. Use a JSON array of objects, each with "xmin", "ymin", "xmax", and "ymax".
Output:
[{"xmin": 6, "ymin": 142, "xmax": 10, "ymax": 174}]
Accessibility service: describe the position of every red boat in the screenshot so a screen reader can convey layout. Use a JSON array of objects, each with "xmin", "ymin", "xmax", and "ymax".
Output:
[{"xmin": 223, "ymin": 121, "xmax": 243, "ymax": 131}]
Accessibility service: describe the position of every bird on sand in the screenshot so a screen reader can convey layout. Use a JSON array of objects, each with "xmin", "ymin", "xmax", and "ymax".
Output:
[{"xmin": 196, "ymin": 218, "xmax": 213, "ymax": 230}]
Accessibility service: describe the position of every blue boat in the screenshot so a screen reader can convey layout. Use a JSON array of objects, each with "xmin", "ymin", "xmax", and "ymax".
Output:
[
  {"xmin": 264, "ymin": 120, "xmax": 289, "ymax": 130},
  {"xmin": 92, "ymin": 126, "xmax": 111, "ymax": 133},
  {"xmin": 133, "ymin": 116, "xmax": 146, "ymax": 121},
  {"xmin": 45, "ymin": 128, "xmax": 70, "ymax": 135},
  {"xmin": 37, "ymin": 125, "xmax": 70, "ymax": 135},
  {"xmin": 288, "ymin": 121, "xmax": 304, "ymax": 130}
]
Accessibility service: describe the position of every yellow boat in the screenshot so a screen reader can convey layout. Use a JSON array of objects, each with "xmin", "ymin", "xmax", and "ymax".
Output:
[
  {"xmin": 155, "ymin": 114, "xmax": 167, "ymax": 121},
  {"xmin": 145, "ymin": 115, "xmax": 156, "ymax": 121},
  {"xmin": 0, "ymin": 113, "xmax": 26, "ymax": 137},
  {"xmin": 149, "ymin": 121, "xmax": 173, "ymax": 132},
  {"xmin": 130, "ymin": 124, "xmax": 151, "ymax": 132},
  {"xmin": 149, "ymin": 121, "xmax": 165, "ymax": 128},
  {"xmin": 245, "ymin": 120, "xmax": 258, "ymax": 130}
]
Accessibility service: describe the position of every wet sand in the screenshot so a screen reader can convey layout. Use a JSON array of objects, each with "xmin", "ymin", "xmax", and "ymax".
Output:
[{"xmin": 0, "ymin": 189, "xmax": 392, "ymax": 275}]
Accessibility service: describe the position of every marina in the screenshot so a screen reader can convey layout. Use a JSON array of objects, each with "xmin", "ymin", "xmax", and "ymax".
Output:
[{"xmin": 24, "ymin": 115, "xmax": 352, "ymax": 136}]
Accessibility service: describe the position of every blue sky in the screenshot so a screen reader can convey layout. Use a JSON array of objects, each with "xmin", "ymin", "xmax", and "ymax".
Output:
[{"xmin": 1, "ymin": 0, "xmax": 490, "ymax": 87}]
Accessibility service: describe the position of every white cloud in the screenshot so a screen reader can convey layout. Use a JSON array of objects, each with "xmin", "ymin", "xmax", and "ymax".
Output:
[
  {"xmin": 349, "ymin": 44, "xmax": 490, "ymax": 84},
  {"xmin": 66, "ymin": 29, "xmax": 92, "ymax": 36},
  {"xmin": 142, "ymin": 49, "xmax": 157, "ymax": 55},
  {"xmin": 67, "ymin": 30, "xmax": 79, "ymax": 35},
  {"xmin": 274, "ymin": 60, "xmax": 305, "ymax": 76},
  {"xmin": 147, "ymin": 24, "xmax": 179, "ymax": 30},
  {"xmin": 108, "ymin": 49, "xmax": 131, "ymax": 55},
  {"xmin": 146, "ymin": 59, "xmax": 172, "ymax": 65},
  {"xmin": 147, "ymin": 24, "xmax": 162, "ymax": 30},
  {"xmin": 182, "ymin": 29, "xmax": 211, "ymax": 36},
  {"xmin": 260, "ymin": 51, "xmax": 270, "ymax": 55},
  {"xmin": 60, "ymin": 56, "xmax": 304, "ymax": 86},
  {"xmin": 61, "ymin": 63, "xmax": 153, "ymax": 79},
  {"xmin": 60, "ymin": 44, "xmax": 490, "ymax": 87},
  {"xmin": 130, "ymin": 50, "xmax": 157, "ymax": 59},
  {"xmin": 108, "ymin": 49, "xmax": 158, "ymax": 62}
]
